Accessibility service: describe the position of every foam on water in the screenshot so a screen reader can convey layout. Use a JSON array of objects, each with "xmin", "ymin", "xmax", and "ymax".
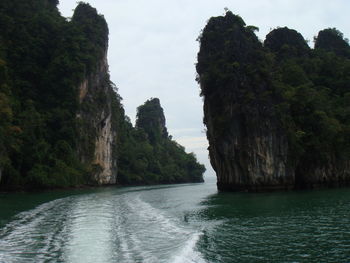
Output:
[
  {"xmin": 2, "ymin": 180, "xmax": 350, "ymax": 263},
  {"xmin": 171, "ymin": 232, "xmax": 207, "ymax": 263},
  {"xmin": 0, "ymin": 183, "xmax": 213, "ymax": 263},
  {"xmin": 62, "ymin": 194, "xmax": 115, "ymax": 263},
  {"xmin": 109, "ymin": 193, "xmax": 206, "ymax": 262},
  {"xmin": 0, "ymin": 198, "xmax": 71, "ymax": 262}
]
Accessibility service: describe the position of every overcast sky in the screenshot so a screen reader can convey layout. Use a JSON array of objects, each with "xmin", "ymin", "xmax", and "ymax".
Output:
[{"xmin": 58, "ymin": 0, "xmax": 349, "ymax": 178}]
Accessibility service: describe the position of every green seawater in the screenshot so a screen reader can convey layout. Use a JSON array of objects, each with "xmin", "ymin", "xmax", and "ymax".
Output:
[{"xmin": 0, "ymin": 177, "xmax": 350, "ymax": 262}]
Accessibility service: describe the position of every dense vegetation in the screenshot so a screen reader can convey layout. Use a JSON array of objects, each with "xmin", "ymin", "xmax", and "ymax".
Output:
[
  {"xmin": 0, "ymin": 0, "xmax": 205, "ymax": 190},
  {"xmin": 117, "ymin": 98, "xmax": 205, "ymax": 185},
  {"xmin": 197, "ymin": 10, "xmax": 350, "ymax": 188},
  {"xmin": 0, "ymin": 0, "xmax": 97, "ymax": 189},
  {"xmin": 265, "ymin": 26, "xmax": 350, "ymax": 181}
]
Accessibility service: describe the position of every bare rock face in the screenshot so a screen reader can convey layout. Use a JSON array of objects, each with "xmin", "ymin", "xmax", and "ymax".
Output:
[
  {"xmin": 205, "ymin": 104, "xmax": 294, "ymax": 191},
  {"xmin": 77, "ymin": 56, "xmax": 117, "ymax": 184},
  {"xmin": 74, "ymin": 4, "xmax": 117, "ymax": 184},
  {"xmin": 295, "ymin": 158, "xmax": 350, "ymax": 189},
  {"xmin": 201, "ymin": 68, "xmax": 294, "ymax": 191},
  {"xmin": 93, "ymin": 112, "xmax": 115, "ymax": 184}
]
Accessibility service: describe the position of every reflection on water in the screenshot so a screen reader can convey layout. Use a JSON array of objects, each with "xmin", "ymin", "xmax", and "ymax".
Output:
[{"xmin": 0, "ymin": 177, "xmax": 350, "ymax": 263}]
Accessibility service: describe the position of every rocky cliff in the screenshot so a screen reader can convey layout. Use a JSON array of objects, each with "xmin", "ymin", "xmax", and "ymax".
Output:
[
  {"xmin": 73, "ymin": 4, "xmax": 117, "ymax": 185},
  {"xmin": 77, "ymin": 51, "xmax": 117, "ymax": 185},
  {"xmin": 136, "ymin": 98, "xmax": 168, "ymax": 143},
  {"xmin": 197, "ymin": 11, "xmax": 350, "ymax": 191},
  {"xmin": 0, "ymin": 0, "xmax": 205, "ymax": 190},
  {"xmin": 0, "ymin": 1, "xmax": 119, "ymax": 188}
]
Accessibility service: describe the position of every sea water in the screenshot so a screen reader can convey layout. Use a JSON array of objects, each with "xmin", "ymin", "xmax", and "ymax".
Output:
[{"xmin": 0, "ymin": 177, "xmax": 349, "ymax": 262}]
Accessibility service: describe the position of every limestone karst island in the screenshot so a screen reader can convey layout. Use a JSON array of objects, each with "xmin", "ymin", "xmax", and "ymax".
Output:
[
  {"xmin": 0, "ymin": 1, "xmax": 350, "ymax": 262},
  {"xmin": 197, "ymin": 11, "xmax": 350, "ymax": 192}
]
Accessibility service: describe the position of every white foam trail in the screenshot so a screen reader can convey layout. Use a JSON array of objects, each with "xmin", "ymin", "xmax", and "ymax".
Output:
[
  {"xmin": 62, "ymin": 194, "xmax": 115, "ymax": 263},
  {"xmin": 171, "ymin": 232, "xmax": 207, "ymax": 263},
  {"xmin": 0, "ymin": 186, "xmax": 210, "ymax": 263},
  {"xmin": 118, "ymin": 194, "xmax": 207, "ymax": 263},
  {"xmin": 0, "ymin": 198, "xmax": 70, "ymax": 262},
  {"xmin": 130, "ymin": 195, "xmax": 188, "ymax": 234}
]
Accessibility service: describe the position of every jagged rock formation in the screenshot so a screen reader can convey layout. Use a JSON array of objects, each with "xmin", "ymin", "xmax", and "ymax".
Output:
[
  {"xmin": 136, "ymin": 98, "xmax": 168, "ymax": 143},
  {"xmin": 197, "ymin": 11, "xmax": 350, "ymax": 191}
]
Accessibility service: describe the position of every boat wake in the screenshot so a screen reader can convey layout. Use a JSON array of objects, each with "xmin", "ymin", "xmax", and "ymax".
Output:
[
  {"xmin": 0, "ymin": 189, "xmax": 207, "ymax": 263},
  {"xmin": 110, "ymin": 194, "xmax": 207, "ymax": 263}
]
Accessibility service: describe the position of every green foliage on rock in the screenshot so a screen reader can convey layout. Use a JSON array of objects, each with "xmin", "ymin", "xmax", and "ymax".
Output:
[
  {"xmin": 0, "ymin": 0, "xmax": 205, "ymax": 189},
  {"xmin": 0, "ymin": 0, "xmax": 110, "ymax": 189},
  {"xmin": 314, "ymin": 28, "xmax": 350, "ymax": 57},
  {"xmin": 265, "ymin": 27, "xmax": 350, "ymax": 170},
  {"xmin": 136, "ymin": 98, "xmax": 168, "ymax": 143},
  {"xmin": 197, "ymin": 10, "xmax": 350, "ymax": 187}
]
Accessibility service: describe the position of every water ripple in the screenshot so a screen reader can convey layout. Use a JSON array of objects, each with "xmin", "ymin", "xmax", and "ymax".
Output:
[
  {"xmin": 1, "ymin": 181, "xmax": 349, "ymax": 263},
  {"xmin": 0, "ymin": 184, "xmax": 209, "ymax": 263}
]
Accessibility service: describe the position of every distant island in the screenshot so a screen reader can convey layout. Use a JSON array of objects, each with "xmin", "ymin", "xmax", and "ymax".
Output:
[
  {"xmin": 196, "ymin": 10, "xmax": 350, "ymax": 191},
  {"xmin": 0, "ymin": 1, "xmax": 204, "ymax": 190}
]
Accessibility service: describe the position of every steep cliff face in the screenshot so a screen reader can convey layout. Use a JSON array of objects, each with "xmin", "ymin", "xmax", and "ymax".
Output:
[
  {"xmin": 77, "ymin": 56, "xmax": 117, "ymax": 185},
  {"xmin": 205, "ymin": 105, "xmax": 293, "ymax": 191},
  {"xmin": 0, "ymin": 0, "xmax": 120, "ymax": 189},
  {"xmin": 73, "ymin": 3, "xmax": 117, "ymax": 184},
  {"xmin": 197, "ymin": 11, "xmax": 350, "ymax": 191},
  {"xmin": 197, "ymin": 12, "xmax": 293, "ymax": 191}
]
